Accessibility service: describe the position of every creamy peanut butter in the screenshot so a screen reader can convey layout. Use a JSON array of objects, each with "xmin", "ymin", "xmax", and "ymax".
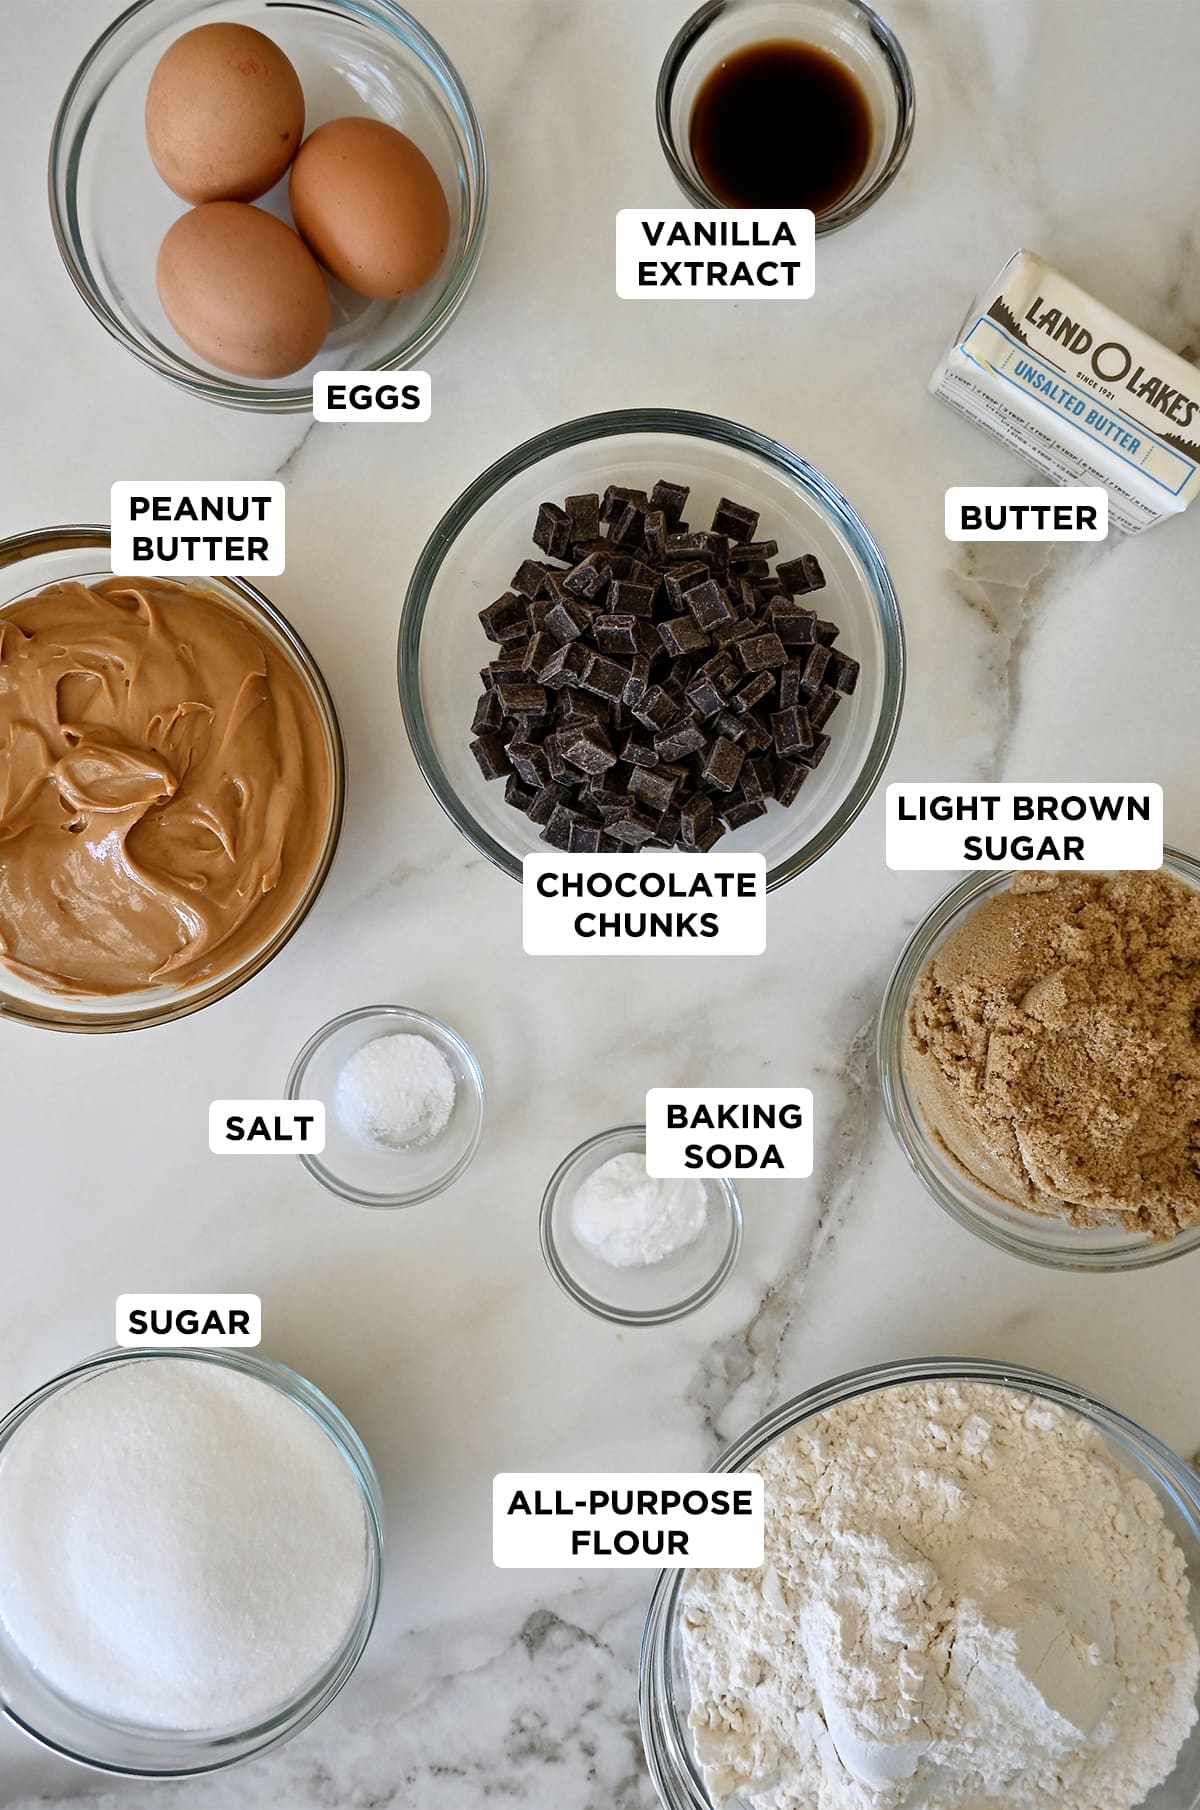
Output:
[{"xmin": 0, "ymin": 576, "xmax": 331, "ymax": 996}]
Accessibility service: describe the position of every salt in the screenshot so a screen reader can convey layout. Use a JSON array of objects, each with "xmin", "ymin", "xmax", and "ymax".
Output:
[
  {"xmin": 570, "ymin": 1152, "xmax": 708, "ymax": 1267},
  {"xmin": 335, "ymin": 1032, "xmax": 457, "ymax": 1149},
  {"xmin": 0, "ymin": 1358, "xmax": 368, "ymax": 1732}
]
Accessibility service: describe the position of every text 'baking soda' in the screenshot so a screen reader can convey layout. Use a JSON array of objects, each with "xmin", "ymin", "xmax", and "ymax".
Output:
[{"xmin": 646, "ymin": 1087, "xmax": 813, "ymax": 1178}]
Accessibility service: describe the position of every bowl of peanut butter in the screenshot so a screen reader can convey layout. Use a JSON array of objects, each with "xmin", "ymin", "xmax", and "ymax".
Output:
[{"xmin": 0, "ymin": 527, "xmax": 344, "ymax": 1030}]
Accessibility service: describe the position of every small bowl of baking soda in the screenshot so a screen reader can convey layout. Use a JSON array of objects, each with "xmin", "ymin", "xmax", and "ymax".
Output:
[
  {"xmin": 540, "ymin": 1125, "xmax": 742, "ymax": 1326},
  {"xmin": 287, "ymin": 1005, "xmax": 485, "ymax": 1207}
]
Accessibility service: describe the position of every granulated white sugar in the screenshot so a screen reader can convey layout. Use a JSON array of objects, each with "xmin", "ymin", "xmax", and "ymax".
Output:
[{"xmin": 0, "ymin": 1358, "xmax": 368, "ymax": 1732}]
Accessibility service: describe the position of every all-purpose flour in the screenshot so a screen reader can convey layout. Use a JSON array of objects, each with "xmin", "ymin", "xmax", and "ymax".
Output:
[{"xmin": 681, "ymin": 1380, "xmax": 1198, "ymax": 1810}]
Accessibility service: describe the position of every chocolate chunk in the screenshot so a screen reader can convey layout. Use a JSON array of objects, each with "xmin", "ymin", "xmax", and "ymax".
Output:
[
  {"xmin": 510, "ymin": 558, "xmax": 557, "ymax": 599},
  {"xmin": 504, "ymin": 773, "xmax": 537, "ymax": 814},
  {"xmin": 829, "ymin": 651, "xmax": 860, "ymax": 694},
  {"xmin": 775, "ymin": 552, "xmax": 826, "ymax": 595},
  {"xmin": 507, "ymin": 740, "xmax": 549, "ymax": 787},
  {"xmin": 685, "ymin": 675, "xmax": 725, "ymax": 719},
  {"xmin": 729, "ymin": 539, "xmax": 779, "ymax": 566},
  {"xmin": 683, "ymin": 577, "xmax": 734, "ymax": 630},
  {"xmin": 734, "ymin": 671, "xmax": 776, "ymax": 712},
  {"xmin": 538, "ymin": 641, "xmax": 593, "ymax": 688},
  {"xmin": 607, "ymin": 810, "xmax": 659, "ymax": 847},
  {"xmin": 778, "ymin": 660, "xmax": 805, "ymax": 708},
  {"xmin": 533, "ymin": 502, "xmax": 572, "ymax": 559},
  {"xmin": 654, "ymin": 718, "xmax": 707, "ymax": 761},
  {"xmin": 633, "ymin": 685, "xmax": 679, "ymax": 732},
  {"xmin": 800, "ymin": 643, "xmax": 831, "ymax": 692},
  {"xmin": 472, "ymin": 690, "xmax": 503, "ymax": 734},
  {"xmin": 642, "ymin": 508, "xmax": 667, "ymax": 561},
  {"xmin": 712, "ymin": 617, "xmax": 757, "ymax": 647},
  {"xmin": 562, "ymin": 552, "xmax": 613, "ymax": 600},
  {"xmin": 495, "ymin": 681, "xmax": 549, "ymax": 716},
  {"xmin": 772, "ymin": 759, "xmax": 808, "ymax": 807},
  {"xmin": 702, "ymin": 735, "xmax": 745, "ymax": 792},
  {"xmin": 478, "ymin": 592, "xmax": 529, "ymax": 643},
  {"xmin": 809, "ymin": 685, "xmax": 841, "ymax": 729},
  {"xmin": 798, "ymin": 732, "xmax": 831, "ymax": 769},
  {"xmin": 622, "ymin": 655, "xmax": 652, "ymax": 706},
  {"xmin": 771, "ymin": 605, "xmax": 818, "ymax": 646},
  {"xmin": 814, "ymin": 618, "xmax": 840, "ymax": 646},
  {"xmin": 737, "ymin": 632, "xmax": 787, "ymax": 673},
  {"xmin": 712, "ymin": 708, "xmax": 747, "ymax": 743},
  {"xmin": 629, "ymin": 765, "xmax": 680, "ymax": 814},
  {"xmin": 593, "ymin": 613, "xmax": 640, "ymax": 656},
  {"xmin": 565, "ymin": 493, "xmax": 601, "ymax": 544},
  {"xmin": 611, "ymin": 502, "xmax": 648, "ymax": 547},
  {"xmin": 665, "ymin": 562, "xmax": 709, "ymax": 607},
  {"xmin": 526, "ymin": 781, "xmax": 569, "ymax": 825},
  {"xmin": 580, "ymin": 654, "xmax": 629, "ymax": 702},
  {"xmin": 650, "ymin": 479, "xmax": 690, "ymax": 527},
  {"xmin": 658, "ymin": 615, "xmax": 710, "ymax": 658},
  {"xmin": 544, "ymin": 596, "xmax": 596, "ymax": 644},
  {"xmin": 608, "ymin": 579, "xmax": 656, "ymax": 618},
  {"xmin": 770, "ymin": 705, "xmax": 814, "ymax": 755},
  {"xmin": 601, "ymin": 484, "xmax": 649, "ymax": 523},
  {"xmin": 721, "ymin": 796, "xmax": 767, "ymax": 830},
  {"xmin": 621, "ymin": 726, "xmax": 659, "ymax": 767},
  {"xmin": 679, "ymin": 795, "xmax": 714, "ymax": 849},
  {"xmin": 470, "ymin": 733, "xmax": 510, "ymax": 780},
  {"xmin": 711, "ymin": 497, "xmax": 759, "ymax": 543},
  {"xmin": 560, "ymin": 722, "xmax": 617, "ymax": 774}
]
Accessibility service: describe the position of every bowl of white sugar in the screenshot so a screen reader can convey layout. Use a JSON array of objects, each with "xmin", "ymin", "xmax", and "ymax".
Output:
[
  {"xmin": 540, "ymin": 1124, "xmax": 742, "ymax": 1325},
  {"xmin": 640, "ymin": 1356, "xmax": 1200, "ymax": 1810},
  {"xmin": 287, "ymin": 1004, "xmax": 486, "ymax": 1207},
  {"xmin": 0, "ymin": 1349, "xmax": 383, "ymax": 1776}
]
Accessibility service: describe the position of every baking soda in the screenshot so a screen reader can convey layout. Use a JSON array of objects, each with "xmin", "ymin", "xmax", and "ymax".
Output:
[
  {"xmin": 570, "ymin": 1153, "xmax": 707, "ymax": 1267},
  {"xmin": 0, "ymin": 1358, "xmax": 368, "ymax": 1732}
]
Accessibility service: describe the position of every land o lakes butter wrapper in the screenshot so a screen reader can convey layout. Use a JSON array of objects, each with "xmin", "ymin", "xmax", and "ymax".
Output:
[{"xmin": 931, "ymin": 249, "xmax": 1200, "ymax": 532}]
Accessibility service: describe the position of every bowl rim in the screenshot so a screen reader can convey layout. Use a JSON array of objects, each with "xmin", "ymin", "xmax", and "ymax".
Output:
[
  {"xmin": 655, "ymin": 0, "xmax": 916, "ymax": 232},
  {"xmin": 539, "ymin": 1122, "xmax": 743, "ymax": 1326},
  {"xmin": 47, "ymin": 0, "xmax": 489, "ymax": 414},
  {"xmin": 286, "ymin": 1003, "xmax": 487, "ymax": 1208},
  {"xmin": 639, "ymin": 1353, "xmax": 1200, "ymax": 1810},
  {"xmin": 876, "ymin": 850, "xmax": 1200, "ymax": 1271},
  {"xmin": 398, "ymin": 406, "xmax": 905, "ymax": 892},
  {"xmin": 0, "ymin": 1346, "xmax": 384, "ymax": 1778},
  {"xmin": 0, "ymin": 524, "xmax": 345, "ymax": 1033}
]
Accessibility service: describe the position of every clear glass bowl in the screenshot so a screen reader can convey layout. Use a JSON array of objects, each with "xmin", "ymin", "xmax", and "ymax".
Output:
[
  {"xmin": 0, "ymin": 526, "xmax": 344, "ymax": 1033},
  {"xmin": 0, "ymin": 1347, "xmax": 384, "ymax": 1778},
  {"xmin": 398, "ymin": 408, "xmax": 904, "ymax": 891},
  {"xmin": 286, "ymin": 1004, "xmax": 486, "ymax": 1207},
  {"xmin": 656, "ymin": 0, "xmax": 915, "ymax": 231},
  {"xmin": 876, "ymin": 851, "xmax": 1200, "ymax": 1271},
  {"xmin": 640, "ymin": 1355, "xmax": 1200, "ymax": 1810},
  {"xmin": 540, "ymin": 1125, "xmax": 742, "ymax": 1325},
  {"xmin": 50, "ymin": 0, "xmax": 488, "ymax": 411}
]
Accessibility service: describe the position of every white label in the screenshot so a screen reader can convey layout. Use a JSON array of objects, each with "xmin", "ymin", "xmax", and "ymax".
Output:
[
  {"xmin": 645, "ymin": 1087, "xmax": 812, "ymax": 1179},
  {"xmin": 523, "ymin": 854, "xmax": 766, "ymax": 955},
  {"xmin": 616, "ymin": 209, "xmax": 814, "ymax": 300},
  {"xmin": 313, "ymin": 371, "xmax": 431, "ymax": 423},
  {"xmin": 886, "ymin": 783, "xmax": 1163, "ymax": 871},
  {"xmin": 111, "ymin": 481, "xmax": 285, "ymax": 575},
  {"xmin": 493, "ymin": 1473, "xmax": 763, "ymax": 1569},
  {"xmin": 945, "ymin": 486, "xmax": 1107, "ymax": 540},
  {"xmin": 116, "ymin": 1293, "xmax": 261, "ymax": 1348},
  {"xmin": 208, "ymin": 1100, "xmax": 325, "ymax": 1154}
]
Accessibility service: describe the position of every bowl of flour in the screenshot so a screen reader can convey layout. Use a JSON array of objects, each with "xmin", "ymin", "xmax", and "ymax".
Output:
[{"xmin": 640, "ymin": 1357, "xmax": 1200, "ymax": 1810}]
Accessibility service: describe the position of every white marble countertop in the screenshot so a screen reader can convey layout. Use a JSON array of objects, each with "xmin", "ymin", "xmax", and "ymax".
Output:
[{"xmin": 4, "ymin": 0, "xmax": 1200, "ymax": 1803}]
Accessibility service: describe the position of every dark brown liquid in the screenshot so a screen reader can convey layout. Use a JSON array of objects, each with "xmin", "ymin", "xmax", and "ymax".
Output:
[{"xmin": 689, "ymin": 39, "xmax": 873, "ymax": 213}]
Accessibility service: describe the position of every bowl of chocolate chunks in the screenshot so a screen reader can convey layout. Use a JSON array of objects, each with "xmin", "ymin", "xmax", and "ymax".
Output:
[{"xmin": 399, "ymin": 409, "xmax": 904, "ymax": 887}]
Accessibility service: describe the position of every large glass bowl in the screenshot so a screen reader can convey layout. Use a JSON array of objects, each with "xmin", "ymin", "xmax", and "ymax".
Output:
[
  {"xmin": 0, "ymin": 526, "xmax": 344, "ymax": 1032},
  {"xmin": 0, "ymin": 1348, "xmax": 384, "ymax": 1778},
  {"xmin": 640, "ymin": 1355, "xmax": 1200, "ymax": 1810},
  {"xmin": 877, "ymin": 852, "xmax": 1200, "ymax": 1271},
  {"xmin": 398, "ymin": 408, "xmax": 904, "ymax": 890},
  {"xmin": 49, "ymin": 0, "xmax": 488, "ymax": 412}
]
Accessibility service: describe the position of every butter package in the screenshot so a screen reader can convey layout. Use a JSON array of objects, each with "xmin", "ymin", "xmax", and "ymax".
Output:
[{"xmin": 931, "ymin": 249, "xmax": 1200, "ymax": 532}]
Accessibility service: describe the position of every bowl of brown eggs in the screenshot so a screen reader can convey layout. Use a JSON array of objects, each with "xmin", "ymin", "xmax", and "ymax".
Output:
[{"xmin": 50, "ymin": 0, "xmax": 488, "ymax": 412}]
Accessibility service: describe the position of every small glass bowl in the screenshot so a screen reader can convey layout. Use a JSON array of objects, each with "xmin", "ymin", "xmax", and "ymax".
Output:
[
  {"xmin": 399, "ymin": 408, "xmax": 904, "ymax": 892},
  {"xmin": 0, "ymin": 1347, "xmax": 383, "ymax": 1779},
  {"xmin": 657, "ymin": 0, "xmax": 915, "ymax": 231},
  {"xmin": 540, "ymin": 1125, "xmax": 742, "ymax": 1326},
  {"xmin": 50, "ymin": 0, "xmax": 488, "ymax": 412},
  {"xmin": 640, "ymin": 1356, "xmax": 1200, "ymax": 1810},
  {"xmin": 877, "ymin": 851, "xmax": 1200, "ymax": 1271},
  {"xmin": 0, "ymin": 526, "xmax": 344, "ymax": 1034},
  {"xmin": 287, "ymin": 1005, "xmax": 485, "ymax": 1208}
]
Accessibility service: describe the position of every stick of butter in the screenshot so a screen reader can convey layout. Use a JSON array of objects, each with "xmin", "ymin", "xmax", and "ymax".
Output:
[{"xmin": 930, "ymin": 249, "xmax": 1200, "ymax": 533}]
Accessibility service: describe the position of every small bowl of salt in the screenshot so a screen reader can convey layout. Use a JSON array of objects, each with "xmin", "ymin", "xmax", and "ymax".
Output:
[
  {"xmin": 539, "ymin": 1125, "xmax": 742, "ymax": 1326},
  {"xmin": 287, "ymin": 1006, "xmax": 485, "ymax": 1207}
]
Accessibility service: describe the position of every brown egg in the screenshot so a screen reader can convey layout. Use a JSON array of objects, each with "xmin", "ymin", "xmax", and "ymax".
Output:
[
  {"xmin": 156, "ymin": 203, "xmax": 330, "ymax": 379},
  {"xmin": 289, "ymin": 117, "xmax": 450, "ymax": 299},
  {"xmin": 145, "ymin": 24, "xmax": 305, "ymax": 203}
]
